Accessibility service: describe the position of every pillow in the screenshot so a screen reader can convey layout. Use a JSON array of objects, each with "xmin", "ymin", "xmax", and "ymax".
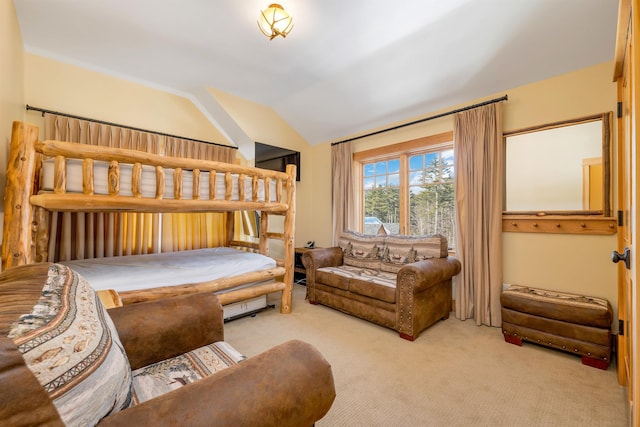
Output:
[
  {"xmin": 381, "ymin": 234, "xmax": 449, "ymax": 273},
  {"xmin": 338, "ymin": 231, "xmax": 383, "ymax": 270},
  {"xmin": 8, "ymin": 264, "xmax": 133, "ymax": 426},
  {"xmin": 131, "ymin": 341, "xmax": 245, "ymax": 403}
]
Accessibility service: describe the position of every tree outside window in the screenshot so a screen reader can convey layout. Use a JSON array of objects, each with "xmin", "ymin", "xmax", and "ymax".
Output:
[
  {"xmin": 408, "ymin": 149, "xmax": 455, "ymax": 245},
  {"xmin": 361, "ymin": 139, "xmax": 455, "ymax": 248},
  {"xmin": 364, "ymin": 159, "xmax": 400, "ymax": 234}
]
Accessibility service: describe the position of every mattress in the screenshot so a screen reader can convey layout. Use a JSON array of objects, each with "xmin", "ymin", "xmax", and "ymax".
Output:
[
  {"xmin": 61, "ymin": 247, "xmax": 277, "ymax": 293},
  {"xmin": 42, "ymin": 158, "xmax": 278, "ymax": 201}
]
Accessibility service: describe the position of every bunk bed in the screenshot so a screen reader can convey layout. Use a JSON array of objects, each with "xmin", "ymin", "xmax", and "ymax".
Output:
[{"xmin": 1, "ymin": 121, "xmax": 297, "ymax": 315}]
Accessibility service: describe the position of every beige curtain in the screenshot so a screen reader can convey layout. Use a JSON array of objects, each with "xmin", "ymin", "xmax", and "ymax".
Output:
[
  {"xmin": 163, "ymin": 135, "xmax": 235, "ymax": 162},
  {"xmin": 46, "ymin": 115, "xmax": 163, "ymax": 152},
  {"xmin": 44, "ymin": 115, "xmax": 161, "ymax": 261},
  {"xmin": 44, "ymin": 114, "xmax": 235, "ymax": 260},
  {"xmin": 331, "ymin": 142, "xmax": 354, "ymax": 245},
  {"xmin": 453, "ymin": 103, "xmax": 503, "ymax": 327}
]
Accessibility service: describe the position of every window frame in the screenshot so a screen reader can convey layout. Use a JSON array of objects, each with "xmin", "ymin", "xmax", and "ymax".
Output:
[{"xmin": 353, "ymin": 131, "xmax": 454, "ymax": 237}]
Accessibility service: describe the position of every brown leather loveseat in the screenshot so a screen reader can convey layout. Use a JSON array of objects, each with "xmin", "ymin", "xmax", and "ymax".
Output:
[
  {"xmin": 303, "ymin": 231, "xmax": 461, "ymax": 341},
  {"xmin": 0, "ymin": 263, "xmax": 335, "ymax": 426}
]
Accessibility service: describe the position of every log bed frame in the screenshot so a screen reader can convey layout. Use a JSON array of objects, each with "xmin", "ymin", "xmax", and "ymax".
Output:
[{"xmin": 1, "ymin": 121, "xmax": 297, "ymax": 313}]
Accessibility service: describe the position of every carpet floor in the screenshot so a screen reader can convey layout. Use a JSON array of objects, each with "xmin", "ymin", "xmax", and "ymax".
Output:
[{"xmin": 223, "ymin": 284, "xmax": 628, "ymax": 426}]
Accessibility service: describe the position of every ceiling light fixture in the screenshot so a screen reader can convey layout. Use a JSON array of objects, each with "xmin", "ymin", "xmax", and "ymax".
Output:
[{"xmin": 258, "ymin": 3, "xmax": 293, "ymax": 40}]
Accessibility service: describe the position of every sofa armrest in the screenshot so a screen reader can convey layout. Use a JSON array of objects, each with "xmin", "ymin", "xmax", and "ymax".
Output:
[
  {"xmin": 0, "ymin": 337, "xmax": 64, "ymax": 427},
  {"xmin": 397, "ymin": 257, "xmax": 461, "ymax": 294},
  {"xmin": 98, "ymin": 339, "xmax": 336, "ymax": 427},
  {"xmin": 396, "ymin": 257, "xmax": 461, "ymax": 340},
  {"xmin": 302, "ymin": 247, "xmax": 343, "ymax": 271},
  {"xmin": 302, "ymin": 248, "xmax": 343, "ymax": 300},
  {"xmin": 108, "ymin": 293, "xmax": 225, "ymax": 370},
  {"xmin": 302, "ymin": 247, "xmax": 343, "ymax": 283}
]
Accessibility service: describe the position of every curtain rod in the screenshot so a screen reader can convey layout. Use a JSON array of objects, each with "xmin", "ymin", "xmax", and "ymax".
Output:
[
  {"xmin": 25, "ymin": 104, "xmax": 237, "ymax": 150},
  {"xmin": 331, "ymin": 94, "xmax": 508, "ymax": 146}
]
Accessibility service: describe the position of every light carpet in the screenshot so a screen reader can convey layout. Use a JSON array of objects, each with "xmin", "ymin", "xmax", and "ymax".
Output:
[{"xmin": 224, "ymin": 284, "xmax": 628, "ymax": 426}]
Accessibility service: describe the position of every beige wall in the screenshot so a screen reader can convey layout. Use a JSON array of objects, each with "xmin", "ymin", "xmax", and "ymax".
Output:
[
  {"xmin": 23, "ymin": 54, "xmax": 231, "ymax": 147},
  {"xmin": 0, "ymin": 1, "xmax": 26, "ymax": 210},
  {"xmin": 308, "ymin": 61, "xmax": 619, "ymax": 318},
  {"xmin": 208, "ymin": 88, "xmax": 317, "ymax": 249}
]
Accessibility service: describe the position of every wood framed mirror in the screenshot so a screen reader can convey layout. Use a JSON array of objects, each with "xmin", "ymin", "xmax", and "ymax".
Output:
[{"xmin": 502, "ymin": 112, "xmax": 616, "ymax": 235}]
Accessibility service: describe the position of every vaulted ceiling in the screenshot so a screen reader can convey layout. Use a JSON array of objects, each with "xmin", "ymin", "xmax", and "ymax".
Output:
[{"xmin": 14, "ymin": 0, "xmax": 618, "ymax": 148}]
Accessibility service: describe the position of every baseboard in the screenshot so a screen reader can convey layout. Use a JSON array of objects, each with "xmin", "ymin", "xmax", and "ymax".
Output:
[{"xmin": 611, "ymin": 332, "xmax": 617, "ymax": 355}]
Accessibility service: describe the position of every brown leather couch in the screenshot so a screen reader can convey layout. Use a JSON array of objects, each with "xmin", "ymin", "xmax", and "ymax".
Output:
[
  {"xmin": 0, "ymin": 263, "xmax": 335, "ymax": 426},
  {"xmin": 303, "ymin": 232, "xmax": 461, "ymax": 341}
]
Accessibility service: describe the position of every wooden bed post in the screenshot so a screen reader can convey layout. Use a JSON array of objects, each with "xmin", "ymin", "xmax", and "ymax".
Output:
[
  {"xmin": 280, "ymin": 164, "xmax": 297, "ymax": 314},
  {"xmin": 2, "ymin": 122, "xmax": 39, "ymax": 270}
]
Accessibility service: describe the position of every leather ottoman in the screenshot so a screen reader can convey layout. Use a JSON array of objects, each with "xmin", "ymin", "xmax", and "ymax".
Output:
[{"xmin": 501, "ymin": 285, "xmax": 613, "ymax": 370}]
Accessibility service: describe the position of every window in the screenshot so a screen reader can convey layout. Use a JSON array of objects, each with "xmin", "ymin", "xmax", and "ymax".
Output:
[
  {"xmin": 408, "ymin": 149, "xmax": 455, "ymax": 239},
  {"xmin": 363, "ymin": 159, "xmax": 400, "ymax": 234},
  {"xmin": 356, "ymin": 132, "xmax": 456, "ymax": 248}
]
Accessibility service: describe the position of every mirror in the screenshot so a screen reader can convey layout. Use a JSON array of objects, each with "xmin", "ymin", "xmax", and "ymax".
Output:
[{"xmin": 504, "ymin": 112, "xmax": 612, "ymax": 217}]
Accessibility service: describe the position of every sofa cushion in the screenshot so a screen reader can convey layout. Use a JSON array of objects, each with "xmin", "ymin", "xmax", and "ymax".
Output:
[
  {"xmin": 501, "ymin": 285, "xmax": 613, "ymax": 328},
  {"xmin": 317, "ymin": 266, "xmax": 396, "ymax": 303},
  {"xmin": 316, "ymin": 267, "xmax": 353, "ymax": 291},
  {"xmin": 338, "ymin": 231, "xmax": 383, "ymax": 270},
  {"xmin": 132, "ymin": 341, "xmax": 246, "ymax": 403},
  {"xmin": 349, "ymin": 273, "xmax": 397, "ymax": 304},
  {"xmin": 381, "ymin": 234, "xmax": 449, "ymax": 273},
  {"xmin": 7, "ymin": 264, "xmax": 134, "ymax": 426}
]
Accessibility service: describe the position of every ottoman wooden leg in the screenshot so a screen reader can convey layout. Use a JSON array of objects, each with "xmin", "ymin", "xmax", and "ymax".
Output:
[
  {"xmin": 503, "ymin": 333, "xmax": 522, "ymax": 346},
  {"xmin": 581, "ymin": 356, "xmax": 609, "ymax": 370},
  {"xmin": 399, "ymin": 332, "xmax": 415, "ymax": 341}
]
